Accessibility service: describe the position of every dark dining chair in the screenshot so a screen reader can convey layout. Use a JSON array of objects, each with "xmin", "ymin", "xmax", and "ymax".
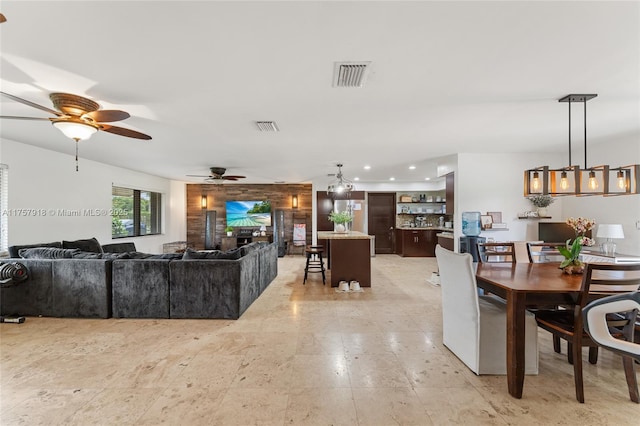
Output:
[
  {"xmin": 534, "ymin": 263, "xmax": 640, "ymax": 403},
  {"xmin": 477, "ymin": 242, "xmax": 516, "ymax": 264},
  {"xmin": 583, "ymin": 291, "xmax": 640, "ymax": 403},
  {"xmin": 526, "ymin": 242, "xmax": 565, "ymax": 264},
  {"xmin": 527, "ymin": 241, "xmax": 581, "ymax": 356}
]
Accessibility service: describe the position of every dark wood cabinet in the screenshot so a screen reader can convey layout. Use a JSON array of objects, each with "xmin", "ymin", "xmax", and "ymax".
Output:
[
  {"xmin": 445, "ymin": 172, "xmax": 455, "ymax": 215},
  {"xmin": 397, "ymin": 229, "xmax": 438, "ymax": 257},
  {"xmin": 437, "ymin": 234, "xmax": 454, "ymax": 251}
]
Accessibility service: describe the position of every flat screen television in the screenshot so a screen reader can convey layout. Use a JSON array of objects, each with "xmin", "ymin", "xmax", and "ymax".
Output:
[
  {"xmin": 226, "ymin": 200, "xmax": 272, "ymax": 227},
  {"xmin": 538, "ymin": 222, "xmax": 591, "ymax": 243}
]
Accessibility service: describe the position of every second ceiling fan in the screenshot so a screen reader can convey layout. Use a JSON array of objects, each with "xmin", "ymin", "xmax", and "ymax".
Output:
[{"xmin": 187, "ymin": 167, "xmax": 246, "ymax": 183}]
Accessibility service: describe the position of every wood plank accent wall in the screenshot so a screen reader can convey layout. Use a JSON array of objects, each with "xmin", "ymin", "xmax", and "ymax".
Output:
[{"xmin": 186, "ymin": 183, "xmax": 312, "ymax": 249}]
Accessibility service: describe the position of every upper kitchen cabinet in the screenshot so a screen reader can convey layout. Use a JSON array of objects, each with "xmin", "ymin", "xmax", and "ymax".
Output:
[{"xmin": 445, "ymin": 172, "xmax": 454, "ymax": 215}]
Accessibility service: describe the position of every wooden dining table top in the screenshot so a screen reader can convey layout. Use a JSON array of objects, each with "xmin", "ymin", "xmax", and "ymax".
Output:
[
  {"xmin": 475, "ymin": 262, "xmax": 583, "ymax": 292},
  {"xmin": 476, "ymin": 262, "xmax": 640, "ymax": 293}
]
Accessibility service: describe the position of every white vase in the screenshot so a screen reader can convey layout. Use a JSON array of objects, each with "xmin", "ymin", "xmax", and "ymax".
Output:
[
  {"xmin": 334, "ymin": 223, "xmax": 347, "ymax": 233},
  {"xmin": 226, "ymin": 232, "xmax": 233, "ymax": 236},
  {"xmin": 537, "ymin": 207, "xmax": 548, "ymax": 217}
]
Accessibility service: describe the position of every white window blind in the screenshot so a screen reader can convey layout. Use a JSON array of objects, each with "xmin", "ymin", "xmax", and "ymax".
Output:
[{"xmin": 0, "ymin": 164, "xmax": 8, "ymax": 252}]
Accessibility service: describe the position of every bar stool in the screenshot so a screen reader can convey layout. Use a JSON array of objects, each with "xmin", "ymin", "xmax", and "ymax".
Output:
[{"xmin": 303, "ymin": 245, "xmax": 326, "ymax": 285}]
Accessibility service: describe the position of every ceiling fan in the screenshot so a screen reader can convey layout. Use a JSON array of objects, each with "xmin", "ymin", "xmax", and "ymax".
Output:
[
  {"xmin": 0, "ymin": 91, "xmax": 151, "ymax": 170},
  {"xmin": 187, "ymin": 167, "xmax": 246, "ymax": 183}
]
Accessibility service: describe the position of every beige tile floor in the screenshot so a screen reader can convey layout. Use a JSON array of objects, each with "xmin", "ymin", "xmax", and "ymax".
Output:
[{"xmin": 1, "ymin": 255, "xmax": 638, "ymax": 425}]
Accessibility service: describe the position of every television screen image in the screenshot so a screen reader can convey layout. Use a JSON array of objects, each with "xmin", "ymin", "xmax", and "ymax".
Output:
[
  {"xmin": 226, "ymin": 200, "xmax": 272, "ymax": 227},
  {"xmin": 538, "ymin": 222, "xmax": 591, "ymax": 243}
]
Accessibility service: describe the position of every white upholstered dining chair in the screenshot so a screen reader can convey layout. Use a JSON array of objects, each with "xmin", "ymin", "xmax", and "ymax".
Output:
[{"xmin": 435, "ymin": 245, "xmax": 539, "ymax": 375}]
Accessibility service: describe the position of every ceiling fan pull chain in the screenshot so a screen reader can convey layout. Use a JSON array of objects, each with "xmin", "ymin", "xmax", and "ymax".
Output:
[{"xmin": 75, "ymin": 138, "xmax": 79, "ymax": 171}]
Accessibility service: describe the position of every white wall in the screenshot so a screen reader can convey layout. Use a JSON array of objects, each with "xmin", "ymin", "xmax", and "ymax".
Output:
[
  {"xmin": 560, "ymin": 136, "xmax": 640, "ymax": 254},
  {"xmin": 1, "ymin": 139, "xmax": 186, "ymax": 253},
  {"xmin": 456, "ymin": 152, "xmax": 557, "ymax": 246}
]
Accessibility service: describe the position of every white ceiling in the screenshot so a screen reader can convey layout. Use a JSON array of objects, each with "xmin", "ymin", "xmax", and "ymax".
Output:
[{"xmin": 1, "ymin": 1, "xmax": 638, "ymax": 185}]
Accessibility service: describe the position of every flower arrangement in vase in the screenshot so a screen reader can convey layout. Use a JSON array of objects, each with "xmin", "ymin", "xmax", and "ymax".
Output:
[
  {"xmin": 328, "ymin": 211, "xmax": 353, "ymax": 233},
  {"xmin": 557, "ymin": 217, "xmax": 596, "ymax": 274},
  {"xmin": 225, "ymin": 226, "xmax": 234, "ymax": 237},
  {"xmin": 527, "ymin": 194, "xmax": 554, "ymax": 217}
]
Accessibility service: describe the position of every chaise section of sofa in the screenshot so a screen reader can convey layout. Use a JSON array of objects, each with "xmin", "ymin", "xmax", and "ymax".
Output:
[
  {"xmin": 169, "ymin": 243, "xmax": 276, "ymax": 319},
  {"xmin": 112, "ymin": 259, "xmax": 171, "ymax": 318}
]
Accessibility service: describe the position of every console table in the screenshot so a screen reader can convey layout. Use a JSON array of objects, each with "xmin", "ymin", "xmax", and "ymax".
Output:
[{"xmin": 221, "ymin": 235, "xmax": 273, "ymax": 251}]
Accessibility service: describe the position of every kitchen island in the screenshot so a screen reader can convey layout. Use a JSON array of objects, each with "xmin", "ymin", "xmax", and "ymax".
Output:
[{"xmin": 317, "ymin": 231, "xmax": 373, "ymax": 287}]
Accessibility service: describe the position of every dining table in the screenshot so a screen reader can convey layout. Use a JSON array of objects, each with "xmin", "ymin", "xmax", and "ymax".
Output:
[{"xmin": 475, "ymin": 262, "xmax": 584, "ymax": 399}]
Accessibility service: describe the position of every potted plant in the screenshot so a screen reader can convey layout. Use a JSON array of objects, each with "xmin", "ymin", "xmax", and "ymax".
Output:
[
  {"xmin": 225, "ymin": 225, "xmax": 234, "ymax": 237},
  {"xmin": 328, "ymin": 211, "xmax": 353, "ymax": 233},
  {"xmin": 527, "ymin": 194, "xmax": 554, "ymax": 217},
  {"xmin": 557, "ymin": 217, "xmax": 596, "ymax": 274}
]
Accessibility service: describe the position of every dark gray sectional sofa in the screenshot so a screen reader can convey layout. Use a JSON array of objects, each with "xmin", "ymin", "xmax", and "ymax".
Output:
[{"xmin": 1, "ymin": 241, "xmax": 278, "ymax": 320}]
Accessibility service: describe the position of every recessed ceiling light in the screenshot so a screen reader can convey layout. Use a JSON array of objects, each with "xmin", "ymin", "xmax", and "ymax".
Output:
[
  {"xmin": 389, "ymin": 177, "xmax": 395, "ymax": 181},
  {"xmin": 363, "ymin": 165, "xmax": 371, "ymax": 170},
  {"xmin": 409, "ymin": 165, "xmax": 416, "ymax": 170},
  {"xmin": 425, "ymin": 177, "xmax": 431, "ymax": 181},
  {"xmin": 354, "ymin": 177, "xmax": 360, "ymax": 181}
]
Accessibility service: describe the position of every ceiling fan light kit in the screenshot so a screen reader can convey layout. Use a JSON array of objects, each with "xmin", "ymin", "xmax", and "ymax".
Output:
[
  {"xmin": 524, "ymin": 94, "xmax": 639, "ymax": 197},
  {"xmin": 52, "ymin": 120, "xmax": 98, "ymax": 140}
]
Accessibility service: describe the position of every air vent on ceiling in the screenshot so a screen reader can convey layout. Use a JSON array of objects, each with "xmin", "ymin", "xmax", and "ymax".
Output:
[
  {"xmin": 255, "ymin": 121, "xmax": 279, "ymax": 132},
  {"xmin": 333, "ymin": 62, "xmax": 371, "ymax": 88}
]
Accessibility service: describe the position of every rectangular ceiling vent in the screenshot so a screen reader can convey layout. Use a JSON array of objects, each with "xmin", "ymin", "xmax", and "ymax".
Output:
[
  {"xmin": 255, "ymin": 121, "xmax": 279, "ymax": 132},
  {"xmin": 333, "ymin": 62, "xmax": 371, "ymax": 88}
]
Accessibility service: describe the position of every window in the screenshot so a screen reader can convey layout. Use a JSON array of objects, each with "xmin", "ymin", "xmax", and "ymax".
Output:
[
  {"xmin": 0, "ymin": 164, "xmax": 7, "ymax": 251},
  {"xmin": 112, "ymin": 186, "xmax": 161, "ymax": 238}
]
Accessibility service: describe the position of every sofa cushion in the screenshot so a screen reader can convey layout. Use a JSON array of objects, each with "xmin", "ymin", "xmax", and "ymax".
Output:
[
  {"xmin": 19, "ymin": 247, "xmax": 79, "ymax": 259},
  {"xmin": 240, "ymin": 242, "xmax": 261, "ymax": 256},
  {"xmin": 62, "ymin": 237, "xmax": 103, "ymax": 253},
  {"xmin": 69, "ymin": 251, "xmax": 130, "ymax": 260},
  {"xmin": 147, "ymin": 253, "xmax": 184, "ymax": 260},
  {"xmin": 70, "ymin": 251, "xmax": 103, "ymax": 259},
  {"xmin": 182, "ymin": 248, "xmax": 242, "ymax": 260},
  {"xmin": 9, "ymin": 242, "xmax": 62, "ymax": 258},
  {"xmin": 101, "ymin": 242, "xmax": 137, "ymax": 253}
]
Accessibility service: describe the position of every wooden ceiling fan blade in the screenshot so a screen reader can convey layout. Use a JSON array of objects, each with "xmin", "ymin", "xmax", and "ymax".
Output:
[
  {"xmin": 84, "ymin": 110, "xmax": 130, "ymax": 123},
  {"xmin": 0, "ymin": 116, "xmax": 52, "ymax": 121},
  {"xmin": 1, "ymin": 91, "xmax": 62, "ymax": 116},
  {"xmin": 100, "ymin": 124, "xmax": 152, "ymax": 140},
  {"xmin": 223, "ymin": 177, "xmax": 239, "ymax": 181},
  {"xmin": 223, "ymin": 175, "xmax": 246, "ymax": 179},
  {"xmin": 0, "ymin": 13, "xmax": 6, "ymax": 23}
]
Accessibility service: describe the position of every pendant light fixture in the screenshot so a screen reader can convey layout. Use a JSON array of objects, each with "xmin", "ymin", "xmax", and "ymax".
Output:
[
  {"xmin": 524, "ymin": 94, "xmax": 639, "ymax": 197},
  {"xmin": 327, "ymin": 163, "xmax": 354, "ymax": 196}
]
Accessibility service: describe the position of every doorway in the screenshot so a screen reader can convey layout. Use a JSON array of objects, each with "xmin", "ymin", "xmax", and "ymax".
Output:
[{"xmin": 368, "ymin": 192, "xmax": 396, "ymax": 254}]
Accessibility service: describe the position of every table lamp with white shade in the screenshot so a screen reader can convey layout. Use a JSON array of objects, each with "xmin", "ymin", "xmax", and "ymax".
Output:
[{"xmin": 596, "ymin": 224, "xmax": 624, "ymax": 255}]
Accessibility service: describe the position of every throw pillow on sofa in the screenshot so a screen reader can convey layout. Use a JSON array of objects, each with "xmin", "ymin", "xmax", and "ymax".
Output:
[
  {"xmin": 19, "ymin": 247, "xmax": 79, "ymax": 259},
  {"xmin": 101, "ymin": 242, "xmax": 137, "ymax": 253},
  {"xmin": 8, "ymin": 241, "xmax": 62, "ymax": 258},
  {"xmin": 62, "ymin": 237, "xmax": 103, "ymax": 253}
]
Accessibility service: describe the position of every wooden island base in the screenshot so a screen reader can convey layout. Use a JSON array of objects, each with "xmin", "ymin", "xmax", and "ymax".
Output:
[{"xmin": 317, "ymin": 231, "xmax": 373, "ymax": 287}]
